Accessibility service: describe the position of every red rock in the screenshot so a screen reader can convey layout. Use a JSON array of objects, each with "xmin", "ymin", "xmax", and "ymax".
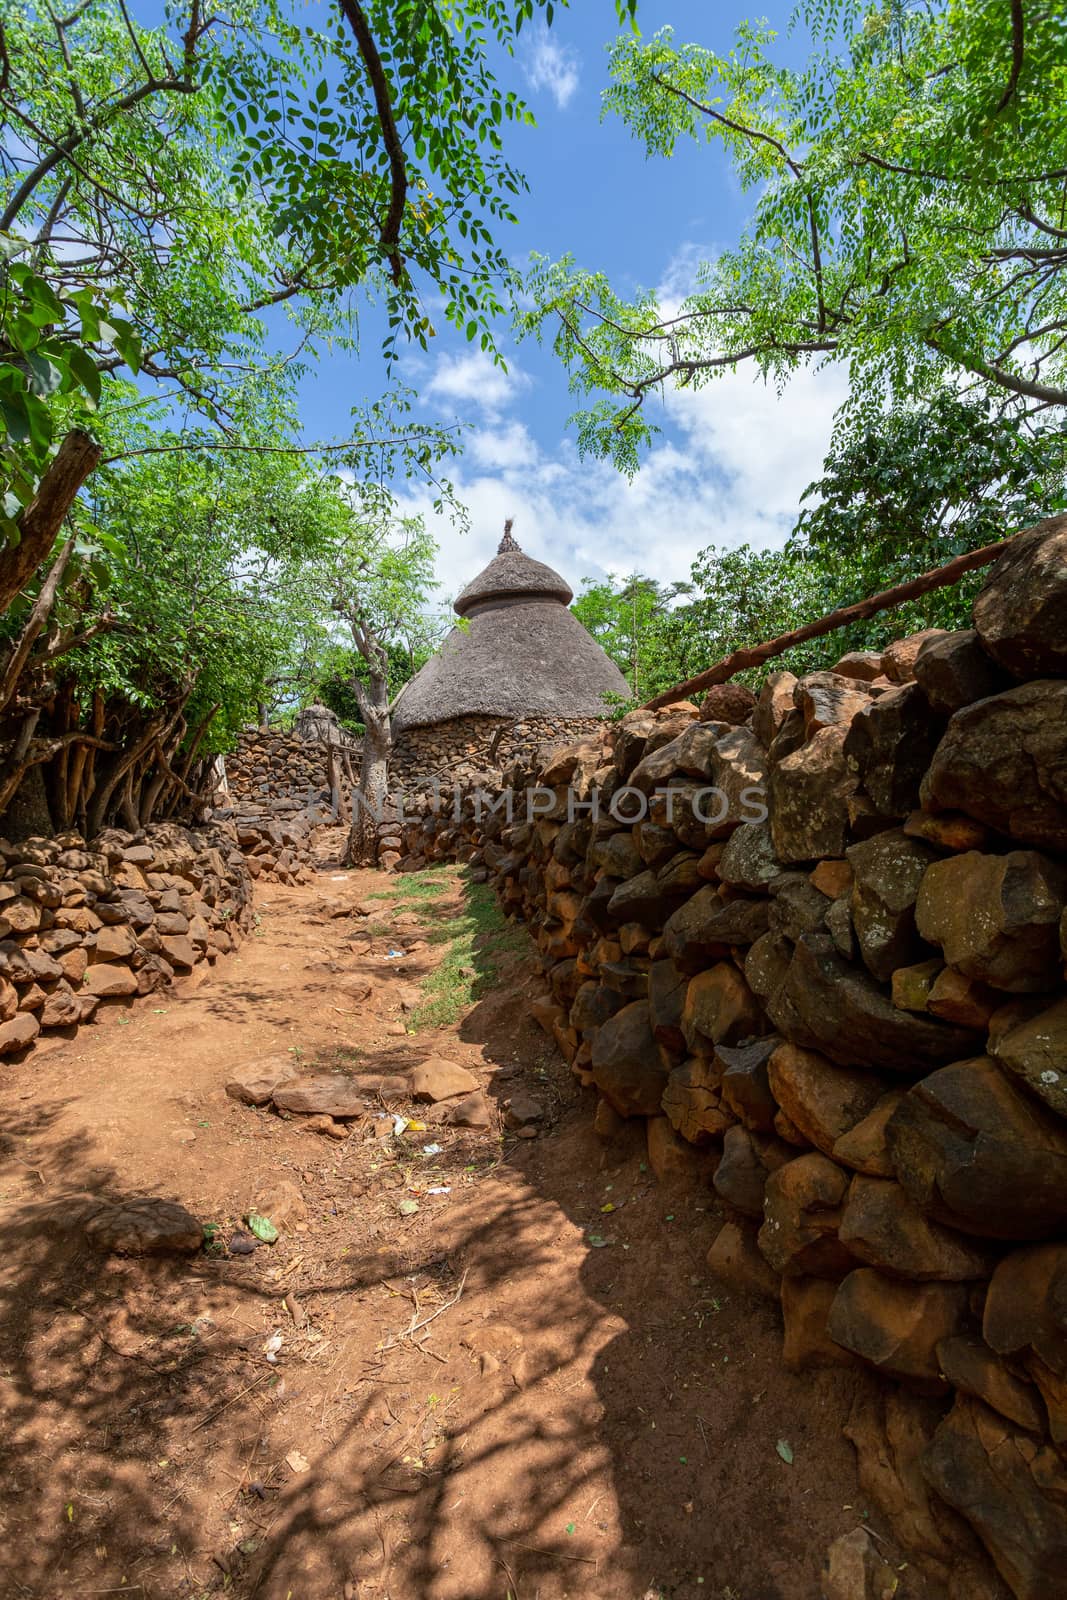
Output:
[
  {"xmin": 663, "ymin": 887, "xmax": 770, "ymax": 972},
  {"xmin": 767, "ymin": 934, "xmax": 977, "ymax": 1075},
  {"xmin": 844, "ymin": 684, "xmax": 944, "ymax": 819},
  {"xmin": 839, "ymin": 1175, "xmax": 993, "ymax": 1281},
  {"xmin": 716, "ymin": 820, "xmax": 783, "ymax": 891},
  {"xmin": 926, "ymin": 967, "xmax": 999, "ymax": 1028},
  {"xmin": 903, "ymin": 808, "xmax": 992, "ymax": 852},
  {"xmin": 706, "ymin": 1220, "xmax": 780, "ymax": 1300},
  {"xmin": 921, "ymin": 680, "xmax": 1067, "ymax": 853},
  {"xmin": 697, "ymin": 682, "xmax": 756, "ymax": 725},
  {"xmin": 827, "ymin": 1268, "xmax": 967, "ymax": 1390},
  {"xmin": 844, "ymin": 1388, "xmax": 996, "ymax": 1593},
  {"xmin": 983, "ymin": 1243, "xmax": 1067, "ymax": 1444},
  {"xmin": 915, "ymin": 849, "xmax": 1066, "ymax": 993},
  {"xmin": 912, "ymin": 628, "xmax": 1008, "ymax": 714},
  {"xmin": 0, "ymin": 1012, "xmax": 40, "ymax": 1053},
  {"xmin": 759, "ymin": 1152, "xmax": 853, "ymax": 1278},
  {"xmin": 767, "ymin": 1043, "xmax": 888, "ymax": 1159},
  {"xmin": 39, "ymin": 981, "xmax": 81, "ymax": 1028},
  {"xmin": 923, "ymin": 1393, "xmax": 1067, "ymax": 1600},
  {"xmin": 770, "ymin": 725, "xmax": 857, "ymax": 864},
  {"xmin": 681, "ymin": 962, "xmax": 763, "ymax": 1051},
  {"xmin": 409, "ymin": 1057, "xmax": 478, "ymax": 1102},
  {"xmin": 847, "ymin": 828, "xmax": 938, "ymax": 981},
  {"xmin": 891, "ymin": 958, "xmax": 943, "ymax": 1013},
  {"xmin": 712, "ymin": 1124, "xmax": 770, "ymax": 1216},
  {"xmin": 936, "ymin": 1335, "xmax": 1046, "ymax": 1436},
  {"xmin": 821, "ymin": 1528, "xmax": 898, "ymax": 1600},
  {"xmin": 972, "ymin": 513, "xmax": 1067, "ymax": 677},
  {"xmin": 810, "ymin": 859, "xmax": 852, "ymax": 899},
  {"xmin": 590, "ymin": 999, "xmax": 668, "ymax": 1117},
  {"xmin": 274, "ymin": 1073, "xmax": 405, "ymax": 1117},
  {"xmin": 794, "ymin": 671, "xmax": 874, "ymax": 736},
  {"xmin": 831, "ymin": 1092, "xmax": 904, "ymax": 1178},
  {"xmin": 886, "ymin": 1056, "xmax": 1067, "ymax": 1240},
  {"xmin": 91, "ymin": 924, "xmax": 138, "ymax": 962},
  {"xmin": 84, "ymin": 1197, "xmax": 202, "ymax": 1254},
  {"xmin": 646, "ymin": 1114, "xmax": 712, "ymax": 1186},
  {"xmin": 82, "ymin": 963, "xmax": 137, "ymax": 998},
  {"xmin": 831, "ymin": 651, "xmax": 883, "ymax": 682},
  {"xmin": 882, "ymin": 629, "xmax": 949, "ymax": 684},
  {"xmin": 225, "ymin": 1057, "xmax": 299, "ymax": 1106},
  {"xmin": 717, "ymin": 1035, "xmax": 780, "ymax": 1132},
  {"xmin": 987, "ymin": 996, "xmax": 1067, "ymax": 1120},
  {"xmin": 662, "ymin": 1057, "xmax": 731, "ymax": 1145},
  {"xmin": 439, "ymin": 1090, "xmax": 493, "ymax": 1129},
  {"xmin": 782, "ymin": 1276, "xmax": 857, "ymax": 1372},
  {"xmin": 647, "ymin": 959, "xmax": 688, "ymax": 1050},
  {"xmin": 753, "ymin": 669, "xmax": 798, "ymax": 747}
]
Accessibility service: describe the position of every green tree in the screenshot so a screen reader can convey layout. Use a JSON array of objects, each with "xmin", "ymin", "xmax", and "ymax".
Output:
[
  {"xmin": 523, "ymin": 1, "xmax": 1067, "ymax": 473},
  {"xmin": 0, "ymin": 0, "xmax": 636, "ymax": 583},
  {"xmin": 313, "ymin": 492, "xmax": 439, "ymax": 864},
  {"xmin": 0, "ymin": 437, "xmax": 343, "ymax": 831},
  {"xmin": 571, "ymin": 571, "xmax": 690, "ymax": 701}
]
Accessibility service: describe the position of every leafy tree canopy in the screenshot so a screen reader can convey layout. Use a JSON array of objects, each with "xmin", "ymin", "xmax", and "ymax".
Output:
[
  {"xmin": 522, "ymin": 0, "xmax": 1067, "ymax": 473},
  {"xmin": 1, "ymin": 0, "xmax": 636, "ymax": 542}
]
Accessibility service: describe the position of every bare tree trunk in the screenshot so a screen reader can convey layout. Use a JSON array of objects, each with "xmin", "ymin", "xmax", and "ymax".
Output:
[
  {"xmin": 0, "ymin": 430, "xmax": 101, "ymax": 617},
  {"xmin": 344, "ymin": 670, "xmax": 391, "ymax": 867},
  {"xmin": 0, "ymin": 536, "xmax": 76, "ymax": 713}
]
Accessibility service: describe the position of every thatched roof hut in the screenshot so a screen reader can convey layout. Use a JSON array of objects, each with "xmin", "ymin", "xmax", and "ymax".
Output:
[{"xmin": 391, "ymin": 526, "xmax": 630, "ymax": 734}]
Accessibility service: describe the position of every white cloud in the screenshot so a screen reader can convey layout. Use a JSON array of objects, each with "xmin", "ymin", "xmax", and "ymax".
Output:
[
  {"xmin": 407, "ymin": 239, "xmax": 849, "ymax": 607},
  {"xmin": 521, "ymin": 25, "xmax": 580, "ymax": 110},
  {"xmin": 400, "ymin": 359, "xmax": 848, "ymax": 610},
  {"xmin": 424, "ymin": 350, "xmax": 529, "ymax": 417},
  {"xmin": 468, "ymin": 420, "xmax": 540, "ymax": 472}
]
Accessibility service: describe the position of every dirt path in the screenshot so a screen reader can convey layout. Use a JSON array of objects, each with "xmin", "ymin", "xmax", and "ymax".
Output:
[{"xmin": 0, "ymin": 859, "xmax": 900, "ymax": 1600}]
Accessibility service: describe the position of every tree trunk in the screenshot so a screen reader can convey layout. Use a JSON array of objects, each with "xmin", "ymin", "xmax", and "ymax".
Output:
[
  {"xmin": 344, "ymin": 672, "xmax": 391, "ymax": 867},
  {"xmin": 0, "ymin": 430, "xmax": 101, "ymax": 617}
]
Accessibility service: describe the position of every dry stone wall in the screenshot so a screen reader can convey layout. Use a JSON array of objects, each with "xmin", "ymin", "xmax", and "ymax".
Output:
[
  {"xmin": 226, "ymin": 725, "xmax": 358, "ymax": 808},
  {"xmin": 398, "ymin": 515, "xmax": 1067, "ymax": 1600},
  {"xmin": 390, "ymin": 712, "xmax": 607, "ymax": 796},
  {"xmin": 0, "ymin": 820, "xmax": 254, "ymax": 1060}
]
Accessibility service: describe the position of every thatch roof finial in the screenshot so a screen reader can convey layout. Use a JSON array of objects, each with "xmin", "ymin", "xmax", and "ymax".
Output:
[{"xmin": 498, "ymin": 517, "xmax": 521, "ymax": 554}]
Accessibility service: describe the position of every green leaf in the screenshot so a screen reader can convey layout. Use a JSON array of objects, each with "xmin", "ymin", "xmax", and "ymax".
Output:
[
  {"xmin": 66, "ymin": 345, "xmax": 103, "ymax": 405},
  {"xmin": 246, "ymin": 1211, "xmax": 279, "ymax": 1244},
  {"xmin": 24, "ymin": 351, "xmax": 64, "ymax": 397}
]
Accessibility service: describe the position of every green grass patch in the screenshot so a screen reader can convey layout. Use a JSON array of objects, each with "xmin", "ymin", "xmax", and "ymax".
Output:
[
  {"xmin": 410, "ymin": 877, "xmax": 528, "ymax": 1029},
  {"xmin": 366, "ymin": 871, "xmax": 452, "ymax": 910}
]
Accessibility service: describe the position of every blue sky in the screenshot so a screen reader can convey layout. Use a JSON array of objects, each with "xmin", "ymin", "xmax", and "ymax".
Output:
[{"xmin": 292, "ymin": 3, "xmax": 848, "ymax": 606}]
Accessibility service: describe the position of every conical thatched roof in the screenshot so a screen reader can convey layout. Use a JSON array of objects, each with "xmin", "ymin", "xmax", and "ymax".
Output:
[{"xmin": 391, "ymin": 527, "xmax": 630, "ymax": 734}]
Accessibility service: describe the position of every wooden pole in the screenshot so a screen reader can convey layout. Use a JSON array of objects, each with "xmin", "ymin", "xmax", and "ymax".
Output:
[{"xmin": 643, "ymin": 532, "xmax": 1019, "ymax": 712}]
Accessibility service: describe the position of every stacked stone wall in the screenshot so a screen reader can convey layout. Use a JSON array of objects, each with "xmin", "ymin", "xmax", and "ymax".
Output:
[
  {"xmin": 226, "ymin": 726, "xmax": 359, "ymax": 808},
  {"xmin": 390, "ymin": 712, "xmax": 607, "ymax": 796},
  {"xmin": 397, "ymin": 516, "xmax": 1067, "ymax": 1600},
  {"xmin": 0, "ymin": 821, "xmax": 255, "ymax": 1061}
]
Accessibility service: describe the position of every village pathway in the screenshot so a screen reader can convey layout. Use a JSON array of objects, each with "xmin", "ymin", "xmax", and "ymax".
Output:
[{"xmin": 0, "ymin": 856, "xmax": 903, "ymax": 1600}]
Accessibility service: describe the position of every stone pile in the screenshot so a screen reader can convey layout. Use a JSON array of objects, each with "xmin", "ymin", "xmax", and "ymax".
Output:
[
  {"xmin": 397, "ymin": 515, "xmax": 1067, "ymax": 1600},
  {"xmin": 0, "ymin": 820, "xmax": 254, "ymax": 1059},
  {"xmin": 217, "ymin": 802, "xmax": 334, "ymax": 885},
  {"xmin": 226, "ymin": 1049, "xmax": 495, "ymax": 1135}
]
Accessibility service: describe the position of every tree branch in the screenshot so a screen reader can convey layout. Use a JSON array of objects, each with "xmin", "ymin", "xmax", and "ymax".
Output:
[
  {"xmin": 0, "ymin": 429, "xmax": 101, "ymax": 618},
  {"xmin": 643, "ymin": 527, "xmax": 1036, "ymax": 711},
  {"xmin": 336, "ymin": 0, "xmax": 407, "ymax": 282},
  {"xmin": 993, "ymin": 0, "xmax": 1025, "ymax": 115}
]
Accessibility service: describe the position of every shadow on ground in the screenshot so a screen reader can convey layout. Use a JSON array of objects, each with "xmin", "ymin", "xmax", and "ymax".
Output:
[{"xmin": 0, "ymin": 869, "xmax": 931, "ymax": 1600}]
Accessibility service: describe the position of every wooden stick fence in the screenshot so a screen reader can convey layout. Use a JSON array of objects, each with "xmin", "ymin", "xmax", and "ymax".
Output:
[{"xmin": 642, "ymin": 532, "xmax": 1019, "ymax": 712}]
